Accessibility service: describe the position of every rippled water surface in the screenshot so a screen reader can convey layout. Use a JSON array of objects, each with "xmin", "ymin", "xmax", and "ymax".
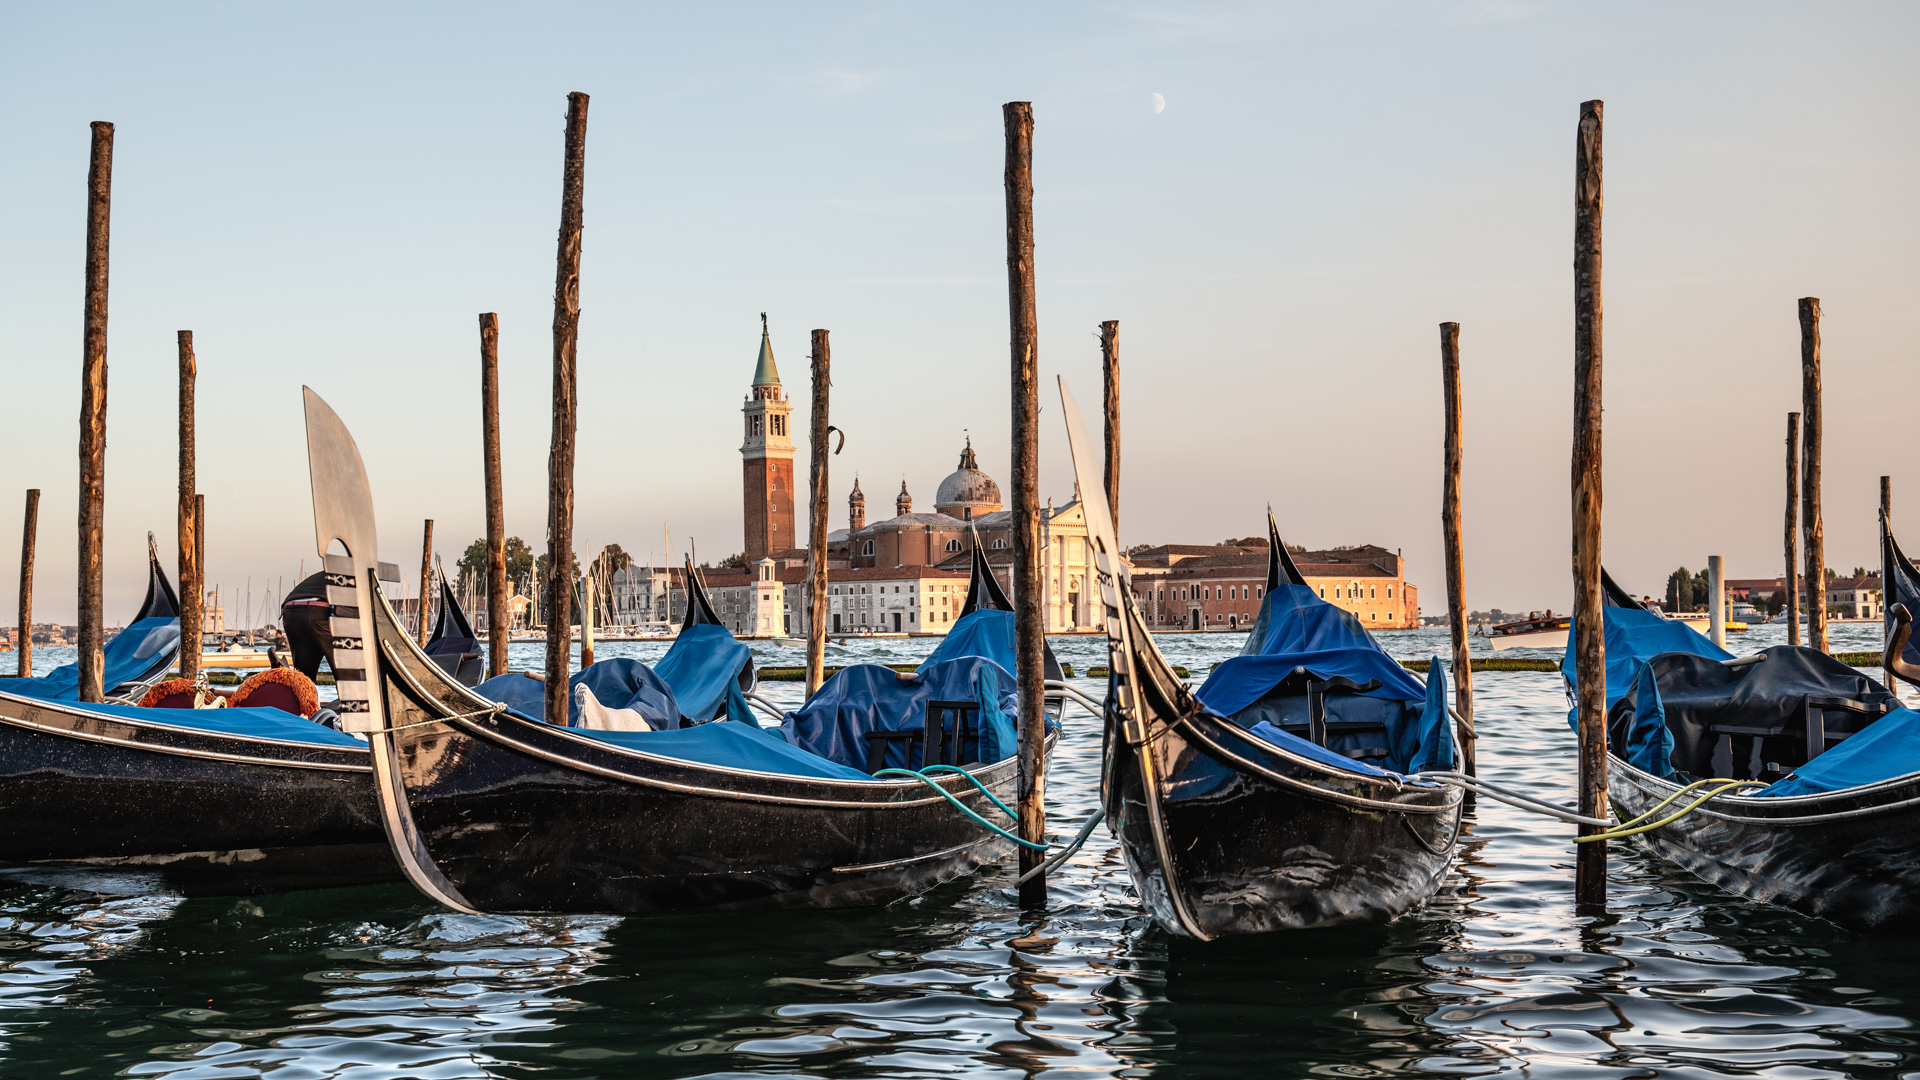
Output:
[{"xmin": 6, "ymin": 624, "xmax": 1920, "ymax": 1077}]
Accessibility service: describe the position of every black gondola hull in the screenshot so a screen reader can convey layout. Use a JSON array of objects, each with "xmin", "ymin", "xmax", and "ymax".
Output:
[
  {"xmin": 1610, "ymin": 760, "xmax": 1920, "ymax": 930},
  {"xmin": 0, "ymin": 694, "xmax": 389, "ymax": 889},
  {"xmin": 372, "ymin": 604, "xmax": 1046, "ymax": 915},
  {"xmin": 1106, "ymin": 712, "xmax": 1461, "ymax": 937}
]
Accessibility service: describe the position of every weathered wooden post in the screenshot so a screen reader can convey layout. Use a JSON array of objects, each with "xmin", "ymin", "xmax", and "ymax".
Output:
[
  {"xmin": 806, "ymin": 328, "xmax": 832, "ymax": 696},
  {"xmin": 1571, "ymin": 99, "xmax": 1608, "ymax": 910},
  {"xmin": 1785, "ymin": 413, "xmax": 1800, "ymax": 647},
  {"xmin": 1100, "ymin": 320, "xmax": 1120, "ymax": 536},
  {"xmin": 17, "ymin": 490, "xmax": 39, "ymax": 678},
  {"xmin": 416, "ymin": 519, "xmax": 435, "ymax": 645},
  {"xmin": 1883, "ymin": 476, "xmax": 1893, "ymax": 524},
  {"xmin": 1004, "ymin": 100, "xmax": 1048, "ymax": 907},
  {"xmin": 177, "ymin": 331, "xmax": 200, "ymax": 680},
  {"xmin": 194, "ymin": 493, "xmax": 205, "ymax": 640},
  {"xmin": 481, "ymin": 312, "xmax": 508, "ymax": 676},
  {"xmin": 581, "ymin": 553, "xmax": 596, "ymax": 669},
  {"xmin": 77, "ymin": 120, "xmax": 113, "ymax": 704},
  {"xmin": 1801, "ymin": 298, "xmax": 1828, "ymax": 655},
  {"xmin": 1439, "ymin": 321, "xmax": 1475, "ymax": 777},
  {"xmin": 544, "ymin": 91, "xmax": 588, "ymax": 724},
  {"xmin": 1708, "ymin": 554, "xmax": 1726, "ymax": 648}
]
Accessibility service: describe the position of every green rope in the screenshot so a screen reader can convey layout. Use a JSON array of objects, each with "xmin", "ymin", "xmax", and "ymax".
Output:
[
  {"xmin": 1573, "ymin": 777, "xmax": 1758, "ymax": 843},
  {"xmin": 915, "ymin": 764, "xmax": 1019, "ymax": 820},
  {"xmin": 875, "ymin": 767, "xmax": 1048, "ymax": 851}
]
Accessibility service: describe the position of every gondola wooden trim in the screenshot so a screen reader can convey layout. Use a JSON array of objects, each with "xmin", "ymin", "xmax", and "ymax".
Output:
[
  {"xmin": 831, "ymin": 836, "xmax": 1001, "ymax": 875},
  {"xmin": 0, "ymin": 705, "xmax": 368, "ymax": 772}
]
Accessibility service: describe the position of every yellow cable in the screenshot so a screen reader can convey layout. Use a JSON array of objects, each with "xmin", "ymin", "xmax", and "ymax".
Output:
[{"xmin": 1574, "ymin": 779, "xmax": 1755, "ymax": 843}]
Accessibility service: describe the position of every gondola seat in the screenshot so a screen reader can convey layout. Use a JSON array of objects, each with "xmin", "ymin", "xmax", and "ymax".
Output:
[
  {"xmin": 230, "ymin": 668, "xmax": 321, "ymax": 718},
  {"xmin": 785, "ymin": 657, "xmax": 1018, "ymax": 774},
  {"xmin": 138, "ymin": 677, "xmax": 204, "ymax": 710},
  {"xmin": 1607, "ymin": 646, "xmax": 1899, "ymax": 781}
]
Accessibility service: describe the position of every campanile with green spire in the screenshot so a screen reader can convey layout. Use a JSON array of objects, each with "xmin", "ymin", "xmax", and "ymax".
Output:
[{"xmin": 741, "ymin": 312, "xmax": 795, "ymax": 562}]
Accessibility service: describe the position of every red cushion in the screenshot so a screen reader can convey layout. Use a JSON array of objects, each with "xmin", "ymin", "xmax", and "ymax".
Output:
[
  {"xmin": 149, "ymin": 692, "xmax": 198, "ymax": 710},
  {"xmin": 237, "ymin": 683, "xmax": 305, "ymax": 716}
]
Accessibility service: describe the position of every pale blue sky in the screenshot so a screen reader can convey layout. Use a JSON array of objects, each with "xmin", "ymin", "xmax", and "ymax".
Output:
[{"xmin": 2, "ymin": 2, "xmax": 1915, "ymax": 622}]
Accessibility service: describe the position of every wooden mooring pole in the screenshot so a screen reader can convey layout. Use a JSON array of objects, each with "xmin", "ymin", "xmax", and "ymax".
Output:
[
  {"xmin": 1801, "ymin": 298, "xmax": 1827, "ymax": 655},
  {"xmin": 78, "ymin": 120, "xmax": 113, "ymax": 704},
  {"xmin": 194, "ymin": 494, "xmax": 205, "ymax": 637},
  {"xmin": 17, "ymin": 490, "xmax": 39, "ymax": 678},
  {"xmin": 416, "ymin": 519, "xmax": 435, "ymax": 646},
  {"xmin": 481, "ymin": 312, "xmax": 508, "ymax": 677},
  {"xmin": 1883, "ymin": 476, "xmax": 1893, "ymax": 524},
  {"xmin": 1571, "ymin": 99, "xmax": 1607, "ymax": 910},
  {"xmin": 1100, "ymin": 320, "xmax": 1120, "ymax": 536},
  {"xmin": 581, "ymin": 553, "xmax": 596, "ymax": 669},
  {"xmin": 177, "ymin": 332, "xmax": 200, "ymax": 680},
  {"xmin": 806, "ymin": 329, "xmax": 832, "ymax": 696},
  {"xmin": 1439, "ymin": 322, "xmax": 1475, "ymax": 777},
  {"xmin": 544, "ymin": 91, "xmax": 588, "ymax": 725},
  {"xmin": 1785, "ymin": 413, "xmax": 1800, "ymax": 647},
  {"xmin": 1004, "ymin": 101, "xmax": 1047, "ymax": 907}
]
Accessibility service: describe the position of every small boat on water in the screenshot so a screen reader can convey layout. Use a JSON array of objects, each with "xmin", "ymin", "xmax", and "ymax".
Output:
[
  {"xmin": 1486, "ymin": 613, "xmax": 1571, "ymax": 651},
  {"xmin": 1057, "ymin": 381, "xmax": 1461, "ymax": 938},
  {"xmin": 305, "ymin": 389, "xmax": 1058, "ymax": 916},
  {"xmin": 5, "ymin": 538, "xmax": 181, "ymax": 704},
  {"xmin": 0, "ymin": 545, "xmax": 389, "ymax": 889},
  {"xmin": 1570, "ymin": 543, "xmax": 1920, "ymax": 930}
]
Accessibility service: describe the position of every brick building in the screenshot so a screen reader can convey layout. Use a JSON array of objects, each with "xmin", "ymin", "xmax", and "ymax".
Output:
[
  {"xmin": 739, "ymin": 314, "xmax": 795, "ymax": 564},
  {"xmin": 1127, "ymin": 544, "xmax": 1419, "ymax": 630}
]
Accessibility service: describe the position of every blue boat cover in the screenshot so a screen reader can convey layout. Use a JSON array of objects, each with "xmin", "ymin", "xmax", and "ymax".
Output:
[
  {"xmin": 1758, "ymin": 707, "xmax": 1920, "ymax": 797},
  {"xmin": 780, "ymin": 656, "xmax": 1021, "ymax": 771},
  {"xmin": 45, "ymin": 698, "xmax": 367, "ymax": 747},
  {"xmin": 1560, "ymin": 604, "xmax": 1731, "ymax": 710},
  {"xmin": 1623, "ymin": 658, "xmax": 1675, "ymax": 776},
  {"xmin": 1193, "ymin": 585, "xmax": 1451, "ymax": 774},
  {"xmin": 474, "ymin": 658, "xmax": 683, "ymax": 729},
  {"xmin": 920, "ymin": 608, "xmax": 1015, "ymax": 673},
  {"xmin": 8, "ymin": 616, "xmax": 181, "ymax": 702},
  {"xmin": 573, "ymin": 711, "xmax": 873, "ymax": 782},
  {"xmin": 655, "ymin": 623, "xmax": 752, "ymax": 722}
]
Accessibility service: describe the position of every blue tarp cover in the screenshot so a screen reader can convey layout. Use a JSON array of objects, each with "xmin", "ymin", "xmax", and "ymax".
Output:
[
  {"xmin": 920, "ymin": 609, "xmax": 1015, "ymax": 673},
  {"xmin": 573, "ymin": 713, "xmax": 872, "ymax": 782},
  {"xmin": 1757, "ymin": 707, "xmax": 1920, "ymax": 797},
  {"xmin": 655, "ymin": 623, "xmax": 752, "ymax": 722},
  {"xmin": 1561, "ymin": 604, "xmax": 1731, "ymax": 710},
  {"xmin": 781, "ymin": 656, "xmax": 1020, "ymax": 771},
  {"xmin": 1193, "ymin": 585, "xmax": 1450, "ymax": 774},
  {"xmin": 9, "ymin": 616, "xmax": 180, "ymax": 701},
  {"xmin": 474, "ymin": 659, "xmax": 682, "ymax": 729},
  {"xmin": 1624, "ymin": 658, "xmax": 1676, "ymax": 776},
  {"xmin": 35, "ymin": 698, "xmax": 367, "ymax": 747}
]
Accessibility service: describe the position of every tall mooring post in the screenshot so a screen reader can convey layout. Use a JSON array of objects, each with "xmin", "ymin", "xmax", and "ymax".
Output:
[
  {"xmin": 1801, "ymin": 298, "xmax": 1827, "ymax": 655},
  {"xmin": 194, "ymin": 494, "xmax": 205, "ymax": 638},
  {"xmin": 806, "ymin": 329, "xmax": 833, "ymax": 696},
  {"xmin": 1100, "ymin": 320, "xmax": 1121, "ymax": 536},
  {"xmin": 1571, "ymin": 99, "xmax": 1608, "ymax": 910},
  {"xmin": 1439, "ymin": 321, "xmax": 1475, "ymax": 777},
  {"xmin": 1708, "ymin": 555, "xmax": 1726, "ymax": 649},
  {"xmin": 544, "ymin": 91, "xmax": 588, "ymax": 725},
  {"xmin": 1883, "ymin": 476, "xmax": 1893, "ymax": 524},
  {"xmin": 416, "ymin": 520, "xmax": 435, "ymax": 646},
  {"xmin": 78, "ymin": 120, "xmax": 114, "ymax": 704},
  {"xmin": 1003, "ymin": 100, "xmax": 1048, "ymax": 907},
  {"xmin": 1785, "ymin": 413, "xmax": 1801, "ymax": 647},
  {"xmin": 177, "ymin": 331, "xmax": 200, "ymax": 680},
  {"xmin": 480, "ymin": 312, "xmax": 508, "ymax": 677},
  {"xmin": 581, "ymin": 554, "xmax": 596, "ymax": 669},
  {"xmin": 17, "ymin": 490, "xmax": 39, "ymax": 679}
]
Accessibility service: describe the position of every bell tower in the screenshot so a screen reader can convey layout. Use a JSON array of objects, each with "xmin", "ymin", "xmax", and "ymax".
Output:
[{"xmin": 741, "ymin": 313, "xmax": 795, "ymax": 562}]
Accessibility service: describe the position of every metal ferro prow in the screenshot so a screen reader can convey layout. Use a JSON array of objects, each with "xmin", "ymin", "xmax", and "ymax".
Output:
[{"xmin": 302, "ymin": 387, "xmax": 386, "ymax": 736}]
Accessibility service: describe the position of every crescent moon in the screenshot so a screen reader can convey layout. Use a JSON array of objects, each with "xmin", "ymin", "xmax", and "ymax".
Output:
[{"xmin": 1152, "ymin": 92, "xmax": 1166, "ymax": 114}]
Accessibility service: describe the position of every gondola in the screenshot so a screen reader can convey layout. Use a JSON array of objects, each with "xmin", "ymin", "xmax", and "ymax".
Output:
[
  {"xmin": 0, "ymin": 546, "xmax": 389, "ymax": 888},
  {"xmin": 7, "ymin": 536, "xmax": 182, "ymax": 704},
  {"xmin": 1571, "ymin": 545, "xmax": 1920, "ymax": 929},
  {"xmin": 421, "ymin": 564, "xmax": 485, "ymax": 687},
  {"xmin": 1055, "ymin": 380, "xmax": 1461, "ymax": 938},
  {"xmin": 304, "ymin": 388, "xmax": 1057, "ymax": 915}
]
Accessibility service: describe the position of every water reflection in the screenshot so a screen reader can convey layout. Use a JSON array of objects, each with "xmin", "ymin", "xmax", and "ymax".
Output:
[{"xmin": 0, "ymin": 631, "xmax": 1914, "ymax": 1076}]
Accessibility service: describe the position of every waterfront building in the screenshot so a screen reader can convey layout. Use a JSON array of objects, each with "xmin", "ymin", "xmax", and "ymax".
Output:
[{"xmin": 1127, "ymin": 544, "xmax": 1420, "ymax": 630}]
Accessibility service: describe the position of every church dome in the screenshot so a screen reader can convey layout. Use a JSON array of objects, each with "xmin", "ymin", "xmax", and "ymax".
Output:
[{"xmin": 934, "ymin": 440, "xmax": 1002, "ymax": 519}]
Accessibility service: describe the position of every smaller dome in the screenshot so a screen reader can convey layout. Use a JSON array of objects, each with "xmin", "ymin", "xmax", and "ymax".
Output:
[{"xmin": 934, "ymin": 440, "xmax": 1002, "ymax": 518}]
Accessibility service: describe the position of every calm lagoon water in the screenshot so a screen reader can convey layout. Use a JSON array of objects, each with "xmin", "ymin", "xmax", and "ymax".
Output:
[{"xmin": 5, "ymin": 622, "xmax": 1920, "ymax": 1077}]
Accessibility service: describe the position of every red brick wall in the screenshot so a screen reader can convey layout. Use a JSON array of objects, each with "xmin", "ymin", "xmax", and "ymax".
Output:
[{"xmin": 743, "ymin": 456, "xmax": 794, "ymax": 563}]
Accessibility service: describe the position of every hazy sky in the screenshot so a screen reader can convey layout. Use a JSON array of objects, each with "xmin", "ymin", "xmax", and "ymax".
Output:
[{"xmin": 2, "ymin": 2, "xmax": 1915, "ymax": 624}]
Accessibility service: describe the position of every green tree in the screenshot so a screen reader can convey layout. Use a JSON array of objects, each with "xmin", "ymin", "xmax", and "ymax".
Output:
[
  {"xmin": 458, "ymin": 537, "xmax": 536, "ymax": 595},
  {"xmin": 717, "ymin": 552, "xmax": 747, "ymax": 569},
  {"xmin": 1666, "ymin": 566, "xmax": 1694, "ymax": 612},
  {"xmin": 600, "ymin": 543, "xmax": 633, "ymax": 572}
]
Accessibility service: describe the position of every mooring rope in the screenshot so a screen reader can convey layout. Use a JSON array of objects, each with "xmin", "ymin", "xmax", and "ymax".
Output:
[
  {"xmin": 1413, "ymin": 771, "xmax": 1610, "ymax": 827},
  {"xmin": 1014, "ymin": 808, "xmax": 1108, "ymax": 885},
  {"xmin": 357, "ymin": 702, "xmax": 508, "ymax": 734},
  {"xmin": 1572, "ymin": 777, "xmax": 1762, "ymax": 843},
  {"xmin": 873, "ymin": 767, "xmax": 1049, "ymax": 851}
]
